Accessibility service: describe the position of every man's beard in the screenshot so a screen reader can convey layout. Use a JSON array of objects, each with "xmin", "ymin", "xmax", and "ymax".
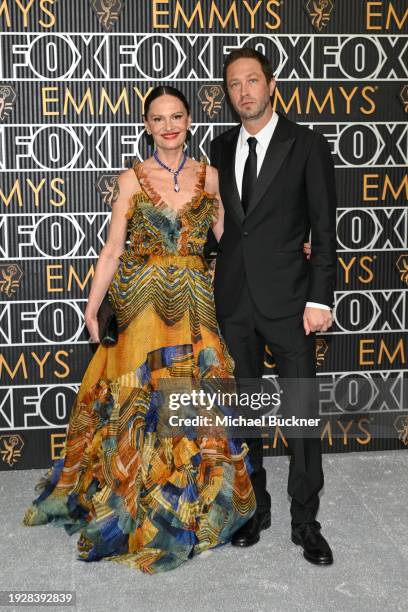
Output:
[{"xmin": 236, "ymin": 95, "xmax": 271, "ymax": 121}]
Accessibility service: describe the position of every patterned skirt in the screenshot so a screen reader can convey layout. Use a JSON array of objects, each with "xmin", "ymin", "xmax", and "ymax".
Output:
[{"xmin": 22, "ymin": 255, "xmax": 256, "ymax": 573}]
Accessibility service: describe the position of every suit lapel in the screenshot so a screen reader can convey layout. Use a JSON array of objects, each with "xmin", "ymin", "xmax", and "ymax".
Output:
[
  {"xmin": 219, "ymin": 127, "xmax": 244, "ymax": 224},
  {"xmin": 245, "ymin": 113, "xmax": 296, "ymax": 218}
]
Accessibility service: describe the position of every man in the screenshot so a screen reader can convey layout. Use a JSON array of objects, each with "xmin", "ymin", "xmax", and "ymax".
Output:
[{"xmin": 208, "ymin": 48, "xmax": 337, "ymax": 565}]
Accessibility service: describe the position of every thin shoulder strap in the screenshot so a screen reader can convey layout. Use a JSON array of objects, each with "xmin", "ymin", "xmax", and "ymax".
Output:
[
  {"xmin": 132, "ymin": 159, "xmax": 141, "ymax": 178},
  {"xmin": 197, "ymin": 157, "xmax": 208, "ymax": 191}
]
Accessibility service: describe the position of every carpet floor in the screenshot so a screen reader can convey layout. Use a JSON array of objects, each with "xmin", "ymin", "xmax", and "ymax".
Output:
[{"xmin": 1, "ymin": 450, "xmax": 407, "ymax": 612}]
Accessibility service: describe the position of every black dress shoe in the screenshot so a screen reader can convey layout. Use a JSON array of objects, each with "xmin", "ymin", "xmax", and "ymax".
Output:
[
  {"xmin": 291, "ymin": 523, "xmax": 333, "ymax": 565},
  {"xmin": 231, "ymin": 512, "xmax": 271, "ymax": 547}
]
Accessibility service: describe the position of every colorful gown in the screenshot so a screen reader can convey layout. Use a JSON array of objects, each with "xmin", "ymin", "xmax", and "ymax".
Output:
[{"xmin": 22, "ymin": 158, "xmax": 256, "ymax": 574}]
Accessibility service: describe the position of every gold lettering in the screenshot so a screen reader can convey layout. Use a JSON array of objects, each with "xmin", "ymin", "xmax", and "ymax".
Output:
[
  {"xmin": 174, "ymin": 0, "xmax": 204, "ymax": 28},
  {"xmin": 378, "ymin": 338, "xmax": 405, "ymax": 365},
  {"xmin": 338, "ymin": 256, "xmax": 375, "ymax": 284},
  {"xmin": 50, "ymin": 178, "xmax": 66, "ymax": 207},
  {"xmin": 360, "ymin": 85, "xmax": 376, "ymax": 114},
  {"xmin": 31, "ymin": 351, "xmax": 51, "ymax": 378},
  {"xmin": 152, "ymin": 0, "xmax": 169, "ymax": 28},
  {"xmin": 266, "ymin": 0, "xmax": 281, "ymax": 29},
  {"xmin": 338, "ymin": 256, "xmax": 356, "ymax": 283},
  {"xmin": 243, "ymin": 0, "xmax": 263, "ymax": 28},
  {"xmin": 133, "ymin": 86, "xmax": 154, "ymax": 115},
  {"xmin": 39, "ymin": 0, "xmax": 56, "ymax": 28},
  {"xmin": 0, "ymin": 354, "xmax": 28, "ymax": 380},
  {"xmin": 14, "ymin": 0, "xmax": 35, "ymax": 27},
  {"xmin": 50, "ymin": 433, "xmax": 66, "ymax": 460},
  {"xmin": 0, "ymin": 0, "xmax": 56, "ymax": 28},
  {"xmin": 363, "ymin": 173, "xmax": 379, "ymax": 201},
  {"xmin": 386, "ymin": 2, "xmax": 408, "ymax": 29},
  {"xmin": 366, "ymin": 1, "xmax": 383, "ymax": 30},
  {"xmin": 360, "ymin": 338, "xmax": 405, "ymax": 366},
  {"xmin": 359, "ymin": 339, "xmax": 375, "ymax": 366},
  {"xmin": 358, "ymin": 256, "xmax": 375, "ymax": 284},
  {"xmin": 0, "ymin": 0, "xmax": 11, "ymax": 26},
  {"xmin": 209, "ymin": 1, "xmax": 239, "ymax": 28},
  {"xmin": 42, "ymin": 86, "xmax": 59, "ymax": 116},
  {"xmin": 272, "ymin": 425, "xmax": 288, "ymax": 448},
  {"xmin": 382, "ymin": 174, "xmax": 408, "ymax": 201},
  {"xmin": 67, "ymin": 265, "xmax": 94, "ymax": 291},
  {"xmin": 306, "ymin": 88, "xmax": 335, "ymax": 114},
  {"xmin": 0, "ymin": 180, "xmax": 23, "ymax": 208},
  {"xmin": 366, "ymin": 2, "xmax": 408, "ymax": 30},
  {"xmin": 356, "ymin": 418, "xmax": 371, "ymax": 445},
  {"xmin": 0, "ymin": 178, "xmax": 65, "ymax": 209},
  {"xmin": 338, "ymin": 86, "xmax": 359, "ymax": 115},
  {"xmin": 26, "ymin": 178, "xmax": 46, "ymax": 208},
  {"xmin": 273, "ymin": 88, "xmax": 301, "ymax": 114},
  {"xmin": 46, "ymin": 264, "xmax": 95, "ymax": 292},
  {"xmin": 0, "ymin": 351, "xmax": 69, "ymax": 381},
  {"xmin": 336, "ymin": 420, "xmax": 353, "ymax": 445},
  {"xmin": 320, "ymin": 420, "xmax": 333, "ymax": 445},
  {"xmin": 54, "ymin": 350, "xmax": 70, "ymax": 378},
  {"xmin": 99, "ymin": 88, "xmax": 129, "ymax": 115},
  {"xmin": 274, "ymin": 86, "xmax": 376, "ymax": 116},
  {"xmin": 47, "ymin": 265, "xmax": 64, "ymax": 292},
  {"xmin": 63, "ymin": 87, "xmax": 94, "ymax": 116}
]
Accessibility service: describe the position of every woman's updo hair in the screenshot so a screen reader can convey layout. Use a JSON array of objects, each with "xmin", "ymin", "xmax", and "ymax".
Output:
[{"xmin": 143, "ymin": 86, "xmax": 190, "ymax": 117}]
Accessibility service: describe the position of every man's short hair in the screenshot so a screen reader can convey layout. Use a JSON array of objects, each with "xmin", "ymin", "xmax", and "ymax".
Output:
[{"xmin": 223, "ymin": 48, "xmax": 275, "ymax": 91}]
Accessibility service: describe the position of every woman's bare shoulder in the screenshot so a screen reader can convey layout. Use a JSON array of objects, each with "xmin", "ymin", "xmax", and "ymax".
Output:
[{"xmin": 117, "ymin": 165, "xmax": 140, "ymax": 193}]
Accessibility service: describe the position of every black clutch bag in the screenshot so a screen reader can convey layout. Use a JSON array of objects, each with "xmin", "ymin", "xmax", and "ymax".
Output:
[{"xmin": 96, "ymin": 294, "xmax": 118, "ymax": 347}]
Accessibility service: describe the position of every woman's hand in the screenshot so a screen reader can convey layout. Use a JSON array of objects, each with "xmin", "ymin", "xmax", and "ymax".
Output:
[
  {"xmin": 84, "ymin": 309, "xmax": 100, "ymax": 344},
  {"xmin": 303, "ymin": 242, "xmax": 311, "ymax": 259}
]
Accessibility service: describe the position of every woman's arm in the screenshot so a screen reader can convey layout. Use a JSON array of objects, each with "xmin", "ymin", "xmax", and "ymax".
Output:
[
  {"xmin": 84, "ymin": 168, "xmax": 138, "ymax": 341},
  {"xmin": 205, "ymin": 164, "xmax": 224, "ymax": 242}
]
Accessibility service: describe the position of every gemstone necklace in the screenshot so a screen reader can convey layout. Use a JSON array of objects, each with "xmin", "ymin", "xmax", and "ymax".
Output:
[{"xmin": 153, "ymin": 150, "xmax": 187, "ymax": 193}]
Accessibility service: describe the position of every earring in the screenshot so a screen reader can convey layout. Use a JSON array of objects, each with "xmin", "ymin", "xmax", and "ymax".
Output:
[{"xmin": 146, "ymin": 130, "xmax": 151, "ymax": 135}]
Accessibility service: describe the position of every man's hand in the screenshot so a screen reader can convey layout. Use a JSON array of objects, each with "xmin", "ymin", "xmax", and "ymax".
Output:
[
  {"xmin": 303, "ymin": 306, "xmax": 333, "ymax": 335},
  {"xmin": 303, "ymin": 242, "xmax": 311, "ymax": 259}
]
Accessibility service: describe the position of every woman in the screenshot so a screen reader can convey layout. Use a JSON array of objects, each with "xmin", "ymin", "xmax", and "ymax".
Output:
[{"xmin": 22, "ymin": 86, "xmax": 257, "ymax": 574}]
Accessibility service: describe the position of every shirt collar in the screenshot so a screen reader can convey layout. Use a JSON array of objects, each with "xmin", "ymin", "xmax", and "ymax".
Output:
[{"xmin": 239, "ymin": 111, "xmax": 279, "ymax": 151}]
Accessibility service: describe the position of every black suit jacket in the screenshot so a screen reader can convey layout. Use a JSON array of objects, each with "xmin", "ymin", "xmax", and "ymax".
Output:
[{"xmin": 208, "ymin": 111, "xmax": 337, "ymax": 320}]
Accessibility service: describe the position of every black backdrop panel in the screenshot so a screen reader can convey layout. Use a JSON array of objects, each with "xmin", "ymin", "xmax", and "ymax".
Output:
[{"xmin": 1, "ymin": 1, "xmax": 407, "ymax": 469}]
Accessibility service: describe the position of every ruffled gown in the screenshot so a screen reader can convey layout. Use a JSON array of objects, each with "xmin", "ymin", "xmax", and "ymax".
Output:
[{"xmin": 22, "ymin": 158, "xmax": 256, "ymax": 573}]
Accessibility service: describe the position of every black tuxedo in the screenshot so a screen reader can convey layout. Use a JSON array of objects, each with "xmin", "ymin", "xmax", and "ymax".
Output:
[
  {"xmin": 210, "ymin": 111, "xmax": 337, "ymax": 318},
  {"xmin": 208, "ymin": 111, "xmax": 338, "ymax": 526}
]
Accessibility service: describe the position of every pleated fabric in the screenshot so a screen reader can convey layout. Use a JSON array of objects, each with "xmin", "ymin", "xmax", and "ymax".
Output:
[{"xmin": 22, "ymin": 159, "xmax": 256, "ymax": 573}]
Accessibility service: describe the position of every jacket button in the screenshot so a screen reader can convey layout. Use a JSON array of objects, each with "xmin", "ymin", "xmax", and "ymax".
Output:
[{"xmin": 243, "ymin": 231, "xmax": 249, "ymax": 236}]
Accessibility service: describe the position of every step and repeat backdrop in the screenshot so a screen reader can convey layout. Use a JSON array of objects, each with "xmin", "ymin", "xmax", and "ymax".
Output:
[{"xmin": 0, "ymin": 0, "xmax": 407, "ymax": 469}]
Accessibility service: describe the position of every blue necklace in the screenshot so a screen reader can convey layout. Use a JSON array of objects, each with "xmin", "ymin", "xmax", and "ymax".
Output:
[{"xmin": 153, "ymin": 150, "xmax": 187, "ymax": 192}]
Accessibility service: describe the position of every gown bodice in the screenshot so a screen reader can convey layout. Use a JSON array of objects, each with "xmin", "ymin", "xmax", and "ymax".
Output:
[
  {"xmin": 121, "ymin": 158, "xmax": 218, "ymax": 262},
  {"xmin": 108, "ymin": 158, "xmax": 220, "ymax": 337}
]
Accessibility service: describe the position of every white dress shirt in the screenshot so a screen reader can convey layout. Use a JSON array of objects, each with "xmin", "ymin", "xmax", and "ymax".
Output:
[{"xmin": 235, "ymin": 111, "xmax": 331, "ymax": 312}]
